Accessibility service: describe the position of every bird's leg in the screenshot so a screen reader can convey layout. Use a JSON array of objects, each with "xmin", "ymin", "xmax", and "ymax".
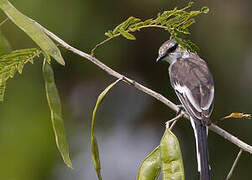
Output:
[
  {"xmin": 176, "ymin": 104, "xmax": 185, "ymax": 116},
  {"xmin": 166, "ymin": 105, "xmax": 185, "ymax": 129}
]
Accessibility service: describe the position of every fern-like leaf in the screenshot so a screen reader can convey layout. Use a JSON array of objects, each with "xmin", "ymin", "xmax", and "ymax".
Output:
[
  {"xmin": 0, "ymin": 48, "xmax": 41, "ymax": 101},
  {"xmin": 92, "ymin": 1, "xmax": 209, "ymax": 55}
]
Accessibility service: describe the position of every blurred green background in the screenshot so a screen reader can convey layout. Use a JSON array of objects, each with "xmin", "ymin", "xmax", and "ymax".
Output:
[{"xmin": 0, "ymin": 0, "xmax": 252, "ymax": 179}]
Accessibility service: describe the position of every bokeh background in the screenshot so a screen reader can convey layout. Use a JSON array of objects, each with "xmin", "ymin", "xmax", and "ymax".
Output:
[{"xmin": 0, "ymin": 0, "xmax": 252, "ymax": 179}]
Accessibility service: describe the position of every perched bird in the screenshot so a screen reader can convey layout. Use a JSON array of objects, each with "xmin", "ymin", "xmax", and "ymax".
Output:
[{"xmin": 156, "ymin": 39, "xmax": 214, "ymax": 180}]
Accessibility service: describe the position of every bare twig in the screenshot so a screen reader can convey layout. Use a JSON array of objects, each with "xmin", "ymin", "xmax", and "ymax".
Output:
[
  {"xmin": 226, "ymin": 149, "xmax": 243, "ymax": 180},
  {"xmin": 40, "ymin": 24, "xmax": 252, "ymax": 154},
  {"xmin": 209, "ymin": 125, "xmax": 252, "ymax": 153},
  {"xmin": 91, "ymin": 37, "xmax": 113, "ymax": 56}
]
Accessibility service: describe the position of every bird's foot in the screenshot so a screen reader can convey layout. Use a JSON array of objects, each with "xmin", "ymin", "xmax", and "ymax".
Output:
[
  {"xmin": 165, "ymin": 105, "xmax": 185, "ymax": 129},
  {"xmin": 176, "ymin": 104, "xmax": 185, "ymax": 116}
]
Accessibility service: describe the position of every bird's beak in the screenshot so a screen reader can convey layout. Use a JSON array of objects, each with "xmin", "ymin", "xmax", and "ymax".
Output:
[{"xmin": 156, "ymin": 54, "xmax": 166, "ymax": 62}]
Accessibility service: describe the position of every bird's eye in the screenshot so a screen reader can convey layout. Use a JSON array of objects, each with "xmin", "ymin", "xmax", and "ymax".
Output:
[{"xmin": 167, "ymin": 43, "xmax": 178, "ymax": 53}]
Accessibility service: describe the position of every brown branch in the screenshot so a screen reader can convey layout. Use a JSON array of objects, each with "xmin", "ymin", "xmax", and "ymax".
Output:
[
  {"xmin": 209, "ymin": 125, "xmax": 252, "ymax": 153},
  {"xmin": 226, "ymin": 149, "xmax": 243, "ymax": 180},
  {"xmin": 40, "ymin": 24, "xmax": 252, "ymax": 154},
  {"xmin": 91, "ymin": 37, "xmax": 113, "ymax": 56}
]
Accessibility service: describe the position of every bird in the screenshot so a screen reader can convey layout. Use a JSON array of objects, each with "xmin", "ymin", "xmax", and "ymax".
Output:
[{"xmin": 156, "ymin": 39, "xmax": 214, "ymax": 180}]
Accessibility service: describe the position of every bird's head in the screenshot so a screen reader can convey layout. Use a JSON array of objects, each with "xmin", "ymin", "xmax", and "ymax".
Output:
[{"xmin": 156, "ymin": 39, "xmax": 182, "ymax": 64}]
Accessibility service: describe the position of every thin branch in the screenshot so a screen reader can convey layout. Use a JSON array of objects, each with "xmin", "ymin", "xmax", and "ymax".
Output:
[
  {"xmin": 90, "ymin": 24, "xmax": 167, "ymax": 56},
  {"xmin": 40, "ymin": 24, "xmax": 252, "ymax": 154},
  {"xmin": 226, "ymin": 149, "xmax": 243, "ymax": 180},
  {"xmin": 209, "ymin": 125, "xmax": 252, "ymax": 153},
  {"xmin": 91, "ymin": 36, "xmax": 113, "ymax": 56}
]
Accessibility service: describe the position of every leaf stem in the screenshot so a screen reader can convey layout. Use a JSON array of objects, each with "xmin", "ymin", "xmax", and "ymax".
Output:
[{"xmin": 90, "ymin": 24, "xmax": 167, "ymax": 56}]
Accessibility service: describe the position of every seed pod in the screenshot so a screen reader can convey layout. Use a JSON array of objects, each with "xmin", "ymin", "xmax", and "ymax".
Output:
[
  {"xmin": 137, "ymin": 146, "xmax": 161, "ymax": 180},
  {"xmin": 160, "ymin": 128, "xmax": 184, "ymax": 180},
  {"xmin": 43, "ymin": 59, "xmax": 72, "ymax": 168}
]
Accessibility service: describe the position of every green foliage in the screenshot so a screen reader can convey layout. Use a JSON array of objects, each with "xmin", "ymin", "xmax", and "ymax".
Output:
[
  {"xmin": 91, "ymin": 79, "xmax": 121, "ymax": 180},
  {"xmin": 0, "ymin": 1, "xmax": 72, "ymax": 167},
  {"xmin": 92, "ymin": 1, "xmax": 209, "ymax": 54},
  {"xmin": 42, "ymin": 59, "xmax": 72, "ymax": 168},
  {"xmin": 0, "ymin": 0, "xmax": 65, "ymax": 65},
  {"xmin": 0, "ymin": 48, "xmax": 41, "ymax": 101}
]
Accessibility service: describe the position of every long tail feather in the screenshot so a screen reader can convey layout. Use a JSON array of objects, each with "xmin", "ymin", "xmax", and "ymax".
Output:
[{"xmin": 190, "ymin": 118, "xmax": 210, "ymax": 180}]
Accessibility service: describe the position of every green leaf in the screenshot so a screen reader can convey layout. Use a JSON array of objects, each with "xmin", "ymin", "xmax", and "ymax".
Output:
[
  {"xmin": 176, "ymin": 27, "xmax": 190, "ymax": 35},
  {"xmin": 0, "ymin": 0, "xmax": 65, "ymax": 65},
  {"xmin": 42, "ymin": 59, "xmax": 72, "ymax": 168},
  {"xmin": 188, "ymin": 11, "xmax": 201, "ymax": 19},
  {"xmin": 201, "ymin": 7, "xmax": 209, "ymax": 14},
  {"xmin": 104, "ymin": 30, "xmax": 113, "ymax": 38},
  {"xmin": 120, "ymin": 31, "xmax": 136, "ymax": 40},
  {"xmin": 143, "ymin": 19, "xmax": 153, "ymax": 25},
  {"xmin": 160, "ymin": 128, "xmax": 184, "ymax": 180},
  {"xmin": 137, "ymin": 146, "xmax": 161, "ymax": 180},
  {"xmin": 130, "ymin": 22, "xmax": 144, "ymax": 30},
  {"xmin": 120, "ymin": 17, "xmax": 141, "ymax": 30},
  {"xmin": 93, "ymin": 2, "xmax": 209, "ymax": 55},
  {"xmin": 0, "ymin": 30, "xmax": 11, "ymax": 56},
  {"xmin": 180, "ymin": 18, "xmax": 195, "ymax": 29},
  {"xmin": 112, "ymin": 23, "xmax": 124, "ymax": 34},
  {"xmin": 185, "ymin": 40, "xmax": 199, "ymax": 52},
  {"xmin": 188, "ymin": 1, "xmax": 194, "ymax": 7},
  {"xmin": 112, "ymin": 16, "xmax": 141, "ymax": 35},
  {"xmin": 0, "ymin": 48, "xmax": 41, "ymax": 86},
  {"xmin": 166, "ymin": 16, "xmax": 186, "ymax": 28},
  {"xmin": 91, "ymin": 79, "xmax": 121, "ymax": 180},
  {"xmin": 112, "ymin": 17, "xmax": 132, "ymax": 34}
]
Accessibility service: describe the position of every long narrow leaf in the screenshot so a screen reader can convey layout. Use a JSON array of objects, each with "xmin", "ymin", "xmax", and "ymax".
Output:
[
  {"xmin": 0, "ymin": 48, "xmax": 41, "ymax": 101},
  {"xmin": 42, "ymin": 58, "xmax": 72, "ymax": 168},
  {"xmin": 160, "ymin": 128, "xmax": 184, "ymax": 180},
  {"xmin": 91, "ymin": 79, "xmax": 121, "ymax": 180},
  {"xmin": 137, "ymin": 146, "xmax": 161, "ymax": 180},
  {"xmin": 120, "ymin": 31, "xmax": 136, "ymax": 40},
  {"xmin": 0, "ymin": 0, "xmax": 65, "ymax": 65}
]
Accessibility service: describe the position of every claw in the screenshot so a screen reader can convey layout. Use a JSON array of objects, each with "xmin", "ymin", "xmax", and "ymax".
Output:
[{"xmin": 176, "ymin": 104, "xmax": 185, "ymax": 116}]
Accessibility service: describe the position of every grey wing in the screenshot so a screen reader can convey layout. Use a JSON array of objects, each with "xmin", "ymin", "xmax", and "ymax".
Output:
[{"xmin": 169, "ymin": 57, "xmax": 214, "ymax": 125}]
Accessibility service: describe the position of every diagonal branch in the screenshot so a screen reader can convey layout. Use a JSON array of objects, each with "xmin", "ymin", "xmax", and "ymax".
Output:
[
  {"xmin": 40, "ymin": 24, "xmax": 252, "ymax": 154},
  {"xmin": 226, "ymin": 149, "xmax": 243, "ymax": 180}
]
